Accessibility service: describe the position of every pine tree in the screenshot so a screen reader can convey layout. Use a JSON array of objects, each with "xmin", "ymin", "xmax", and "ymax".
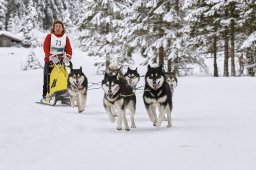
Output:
[
  {"xmin": 121, "ymin": 0, "xmax": 172, "ymax": 66},
  {"xmin": 22, "ymin": 51, "xmax": 43, "ymax": 71},
  {"xmin": 0, "ymin": 0, "xmax": 8, "ymax": 30},
  {"xmin": 79, "ymin": 0, "xmax": 129, "ymax": 71},
  {"xmin": 12, "ymin": 13, "xmax": 21, "ymax": 34},
  {"xmin": 22, "ymin": 0, "xmax": 38, "ymax": 47},
  {"xmin": 239, "ymin": 1, "xmax": 256, "ymax": 76},
  {"xmin": 37, "ymin": 0, "xmax": 46, "ymax": 30},
  {"xmin": 183, "ymin": 0, "xmax": 220, "ymax": 76},
  {"xmin": 7, "ymin": 13, "xmax": 13, "ymax": 32}
]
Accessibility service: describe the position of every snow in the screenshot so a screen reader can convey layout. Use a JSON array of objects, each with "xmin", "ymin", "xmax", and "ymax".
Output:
[
  {"xmin": 0, "ymin": 31, "xmax": 22, "ymax": 41},
  {"xmin": 0, "ymin": 47, "xmax": 256, "ymax": 170},
  {"xmin": 240, "ymin": 31, "xmax": 256, "ymax": 49}
]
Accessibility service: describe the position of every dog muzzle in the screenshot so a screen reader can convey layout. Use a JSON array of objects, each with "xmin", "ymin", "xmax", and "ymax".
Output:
[
  {"xmin": 107, "ymin": 85, "xmax": 120, "ymax": 97},
  {"xmin": 153, "ymin": 81, "xmax": 160, "ymax": 90}
]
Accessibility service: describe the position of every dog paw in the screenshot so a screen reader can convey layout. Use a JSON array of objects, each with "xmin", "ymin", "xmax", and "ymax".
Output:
[
  {"xmin": 131, "ymin": 125, "xmax": 136, "ymax": 128},
  {"xmin": 78, "ymin": 110, "xmax": 84, "ymax": 113},
  {"xmin": 117, "ymin": 128, "xmax": 122, "ymax": 130},
  {"xmin": 156, "ymin": 122, "xmax": 161, "ymax": 128},
  {"xmin": 167, "ymin": 124, "xmax": 172, "ymax": 128},
  {"xmin": 125, "ymin": 128, "xmax": 130, "ymax": 131}
]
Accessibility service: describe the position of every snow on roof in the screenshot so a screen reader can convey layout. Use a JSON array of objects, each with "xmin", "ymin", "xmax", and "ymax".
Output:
[{"xmin": 0, "ymin": 31, "xmax": 22, "ymax": 42}]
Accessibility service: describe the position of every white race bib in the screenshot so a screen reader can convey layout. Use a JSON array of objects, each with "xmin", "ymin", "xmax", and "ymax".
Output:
[{"xmin": 50, "ymin": 34, "xmax": 67, "ymax": 55}]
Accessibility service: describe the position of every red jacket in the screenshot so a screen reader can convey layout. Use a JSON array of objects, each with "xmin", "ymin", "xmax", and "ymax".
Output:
[{"xmin": 43, "ymin": 32, "xmax": 72, "ymax": 62}]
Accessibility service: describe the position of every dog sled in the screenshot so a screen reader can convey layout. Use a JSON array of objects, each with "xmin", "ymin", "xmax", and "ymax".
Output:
[{"xmin": 36, "ymin": 54, "xmax": 71, "ymax": 106}]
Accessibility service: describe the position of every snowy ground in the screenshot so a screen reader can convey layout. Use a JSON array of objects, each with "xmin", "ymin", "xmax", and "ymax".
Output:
[{"xmin": 0, "ymin": 47, "xmax": 256, "ymax": 170}]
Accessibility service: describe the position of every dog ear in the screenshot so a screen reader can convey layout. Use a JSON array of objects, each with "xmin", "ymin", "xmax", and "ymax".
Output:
[
  {"xmin": 128, "ymin": 67, "xmax": 131, "ymax": 71},
  {"xmin": 80, "ymin": 66, "xmax": 82, "ymax": 71},
  {"xmin": 158, "ymin": 64, "xmax": 164, "ymax": 72},
  {"xmin": 118, "ymin": 66, "xmax": 123, "ymax": 71},
  {"xmin": 69, "ymin": 62, "xmax": 73, "ymax": 71},
  {"xmin": 104, "ymin": 72, "xmax": 108, "ymax": 78},
  {"xmin": 147, "ymin": 65, "xmax": 151, "ymax": 70},
  {"xmin": 135, "ymin": 67, "xmax": 138, "ymax": 71}
]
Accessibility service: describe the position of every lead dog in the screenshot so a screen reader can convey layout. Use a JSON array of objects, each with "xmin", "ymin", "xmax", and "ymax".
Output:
[
  {"xmin": 102, "ymin": 73, "xmax": 136, "ymax": 130},
  {"xmin": 143, "ymin": 65, "xmax": 173, "ymax": 127}
]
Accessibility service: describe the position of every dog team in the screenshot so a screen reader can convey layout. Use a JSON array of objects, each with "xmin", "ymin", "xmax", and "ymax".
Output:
[{"xmin": 68, "ymin": 63, "xmax": 178, "ymax": 131}]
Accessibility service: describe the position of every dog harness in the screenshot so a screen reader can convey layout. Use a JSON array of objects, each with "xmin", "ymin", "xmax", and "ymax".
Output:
[{"xmin": 50, "ymin": 33, "xmax": 67, "ymax": 55}]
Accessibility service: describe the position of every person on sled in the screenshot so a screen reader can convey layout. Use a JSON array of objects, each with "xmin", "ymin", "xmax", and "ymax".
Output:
[{"xmin": 41, "ymin": 20, "xmax": 72, "ymax": 103}]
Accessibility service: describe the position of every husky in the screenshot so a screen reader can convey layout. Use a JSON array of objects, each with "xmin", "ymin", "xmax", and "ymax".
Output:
[
  {"xmin": 124, "ymin": 67, "xmax": 140, "ymax": 90},
  {"xmin": 164, "ymin": 72, "xmax": 178, "ymax": 96},
  {"xmin": 102, "ymin": 73, "xmax": 136, "ymax": 131},
  {"xmin": 143, "ymin": 65, "xmax": 173, "ymax": 127},
  {"xmin": 67, "ymin": 66, "xmax": 88, "ymax": 113},
  {"xmin": 106, "ymin": 63, "xmax": 129, "ymax": 116},
  {"xmin": 107, "ymin": 63, "xmax": 127, "ymax": 83}
]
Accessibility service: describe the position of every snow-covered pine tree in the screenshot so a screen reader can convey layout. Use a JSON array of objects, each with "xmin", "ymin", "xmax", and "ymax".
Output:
[
  {"xmin": 12, "ymin": 13, "xmax": 21, "ymax": 34},
  {"xmin": 209, "ymin": 0, "xmax": 242, "ymax": 77},
  {"xmin": 164, "ymin": 0, "xmax": 185, "ymax": 73},
  {"xmin": 215, "ymin": 0, "xmax": 242, "ymax": 76},
  {"xmin": 63, "ymin": 9, "xmax": 74, "ymax": 34},
  {"xmin": 43, "ymin": 0, "xmax": 58, "ymax": 29},
  {"xmin": 6, "ymin": 0, "xmax": 25, "ymax": 23},
  {"xmin": 22, "ymin": 0, "xmax": 39, "ymax": 47},
  {"xmin": 78, "ymin": 0, "xmax": 128, "ymax": 72},
  {"xmin": 0, "ymin": 0, "xmax": 8, "ymax": 30},
  {"xmin": 239, "ymin": 1, "xmax": 256, "ymax": 76},
  {"xmin": 119, "ymin": 0, "xmax": 185, "ymax": 72},
  {"xmin": 36, "ymin": 0, "xmax": 46, "ymax": 29},
  {"xmin": 183, "ymin": 0, "xmax": 223, "ymax": 77},
  {"xmin": 7, "ymin": 13, "xmax": 13, "ymax": 32},
  {"xmin": 22, "ymin": 51, "xmax": 43, "ymax": 71},
  {"xmin": 69, "ymin": 0, "xmax": 87, "ymax": 25}
]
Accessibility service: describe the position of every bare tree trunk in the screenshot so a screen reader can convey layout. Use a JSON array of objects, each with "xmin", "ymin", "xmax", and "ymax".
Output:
[
  {"xmin": 105, "ymin": 22, "xmax": 110, "ymax": 71},
  {"xmin": 159, "ymin": 46, "xmax": 164, "ymax": 66},
  {"xmin": 158, "ymin": 16, "xmax": 165, "ymax": 66},
  {"xmin": 246, "ymin": 48, "xmax": 255, "ymax": 76},
  {"xmin": 168, "ymin": 59, "xmax": 172, "ymax": 72},
  {"xmin": 223, "ymin": 1, "xmax": 229, "ymax": 77},
  {"xmin": 223, "ymin": 27, "xmax": 229, "ymax": 77},
  {"xmin": 230, "ymin": 6, "xmax": 236, "ymax": 76},
  {"xmin": 213, "ymin": 35, "xmax": 218, "ymax": 77},
  {"xmin": 175, "ymin": 0, "xmax": 180, "ymax": 15}
]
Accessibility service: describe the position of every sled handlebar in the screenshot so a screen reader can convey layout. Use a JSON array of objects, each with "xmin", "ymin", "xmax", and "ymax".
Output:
[{"xmin": 49, "ymin": 54, "xmax": 72, "ymax": 66}]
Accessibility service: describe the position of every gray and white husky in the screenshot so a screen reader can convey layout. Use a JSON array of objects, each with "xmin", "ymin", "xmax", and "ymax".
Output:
[
  {"xmin": 164, "ymin": 72, "xmax": 178, "ymax": 96},
  {"xmin": 143, "ymin": 65, "xmax": 173, "ymax": 127},
  {"xmin": 102, "ymin": 73, "xmax": 136, "ymax": 131},
  {"xmin": 67, "ymin": 67, "xmax": 88, "ymax": 113},
  {"xmin": 106, "ymin": 63, "xmax": 126, "ymax": 82}
]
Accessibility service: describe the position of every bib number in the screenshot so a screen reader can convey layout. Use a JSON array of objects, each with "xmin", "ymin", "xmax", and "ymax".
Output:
[{"xmin": 56, "ymin": 40, "xmax": 61, "ymax": 46}]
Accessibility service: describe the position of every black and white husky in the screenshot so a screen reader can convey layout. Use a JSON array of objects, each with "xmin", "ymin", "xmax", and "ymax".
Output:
[
  {"xmin": 164, "ymin": 72, "xmax": 178, "ymax": 96},
  {"xmin": 102, "ymin": 73, "xmax": 136, "ymax": 131},
  {"xmin": 106, "ymin": 63, "xmax": 126, "ymax": 82},
  {"xmin": 143, "ymin": 65, "xmax": 173, "ymax": 127},
  {"xmin": 124, "ymin": 67, "xmax": 140, "ymax": 89},
  {"xmin": 67, "ymin": 67, "xmax": 88, "ymax": 113}
]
